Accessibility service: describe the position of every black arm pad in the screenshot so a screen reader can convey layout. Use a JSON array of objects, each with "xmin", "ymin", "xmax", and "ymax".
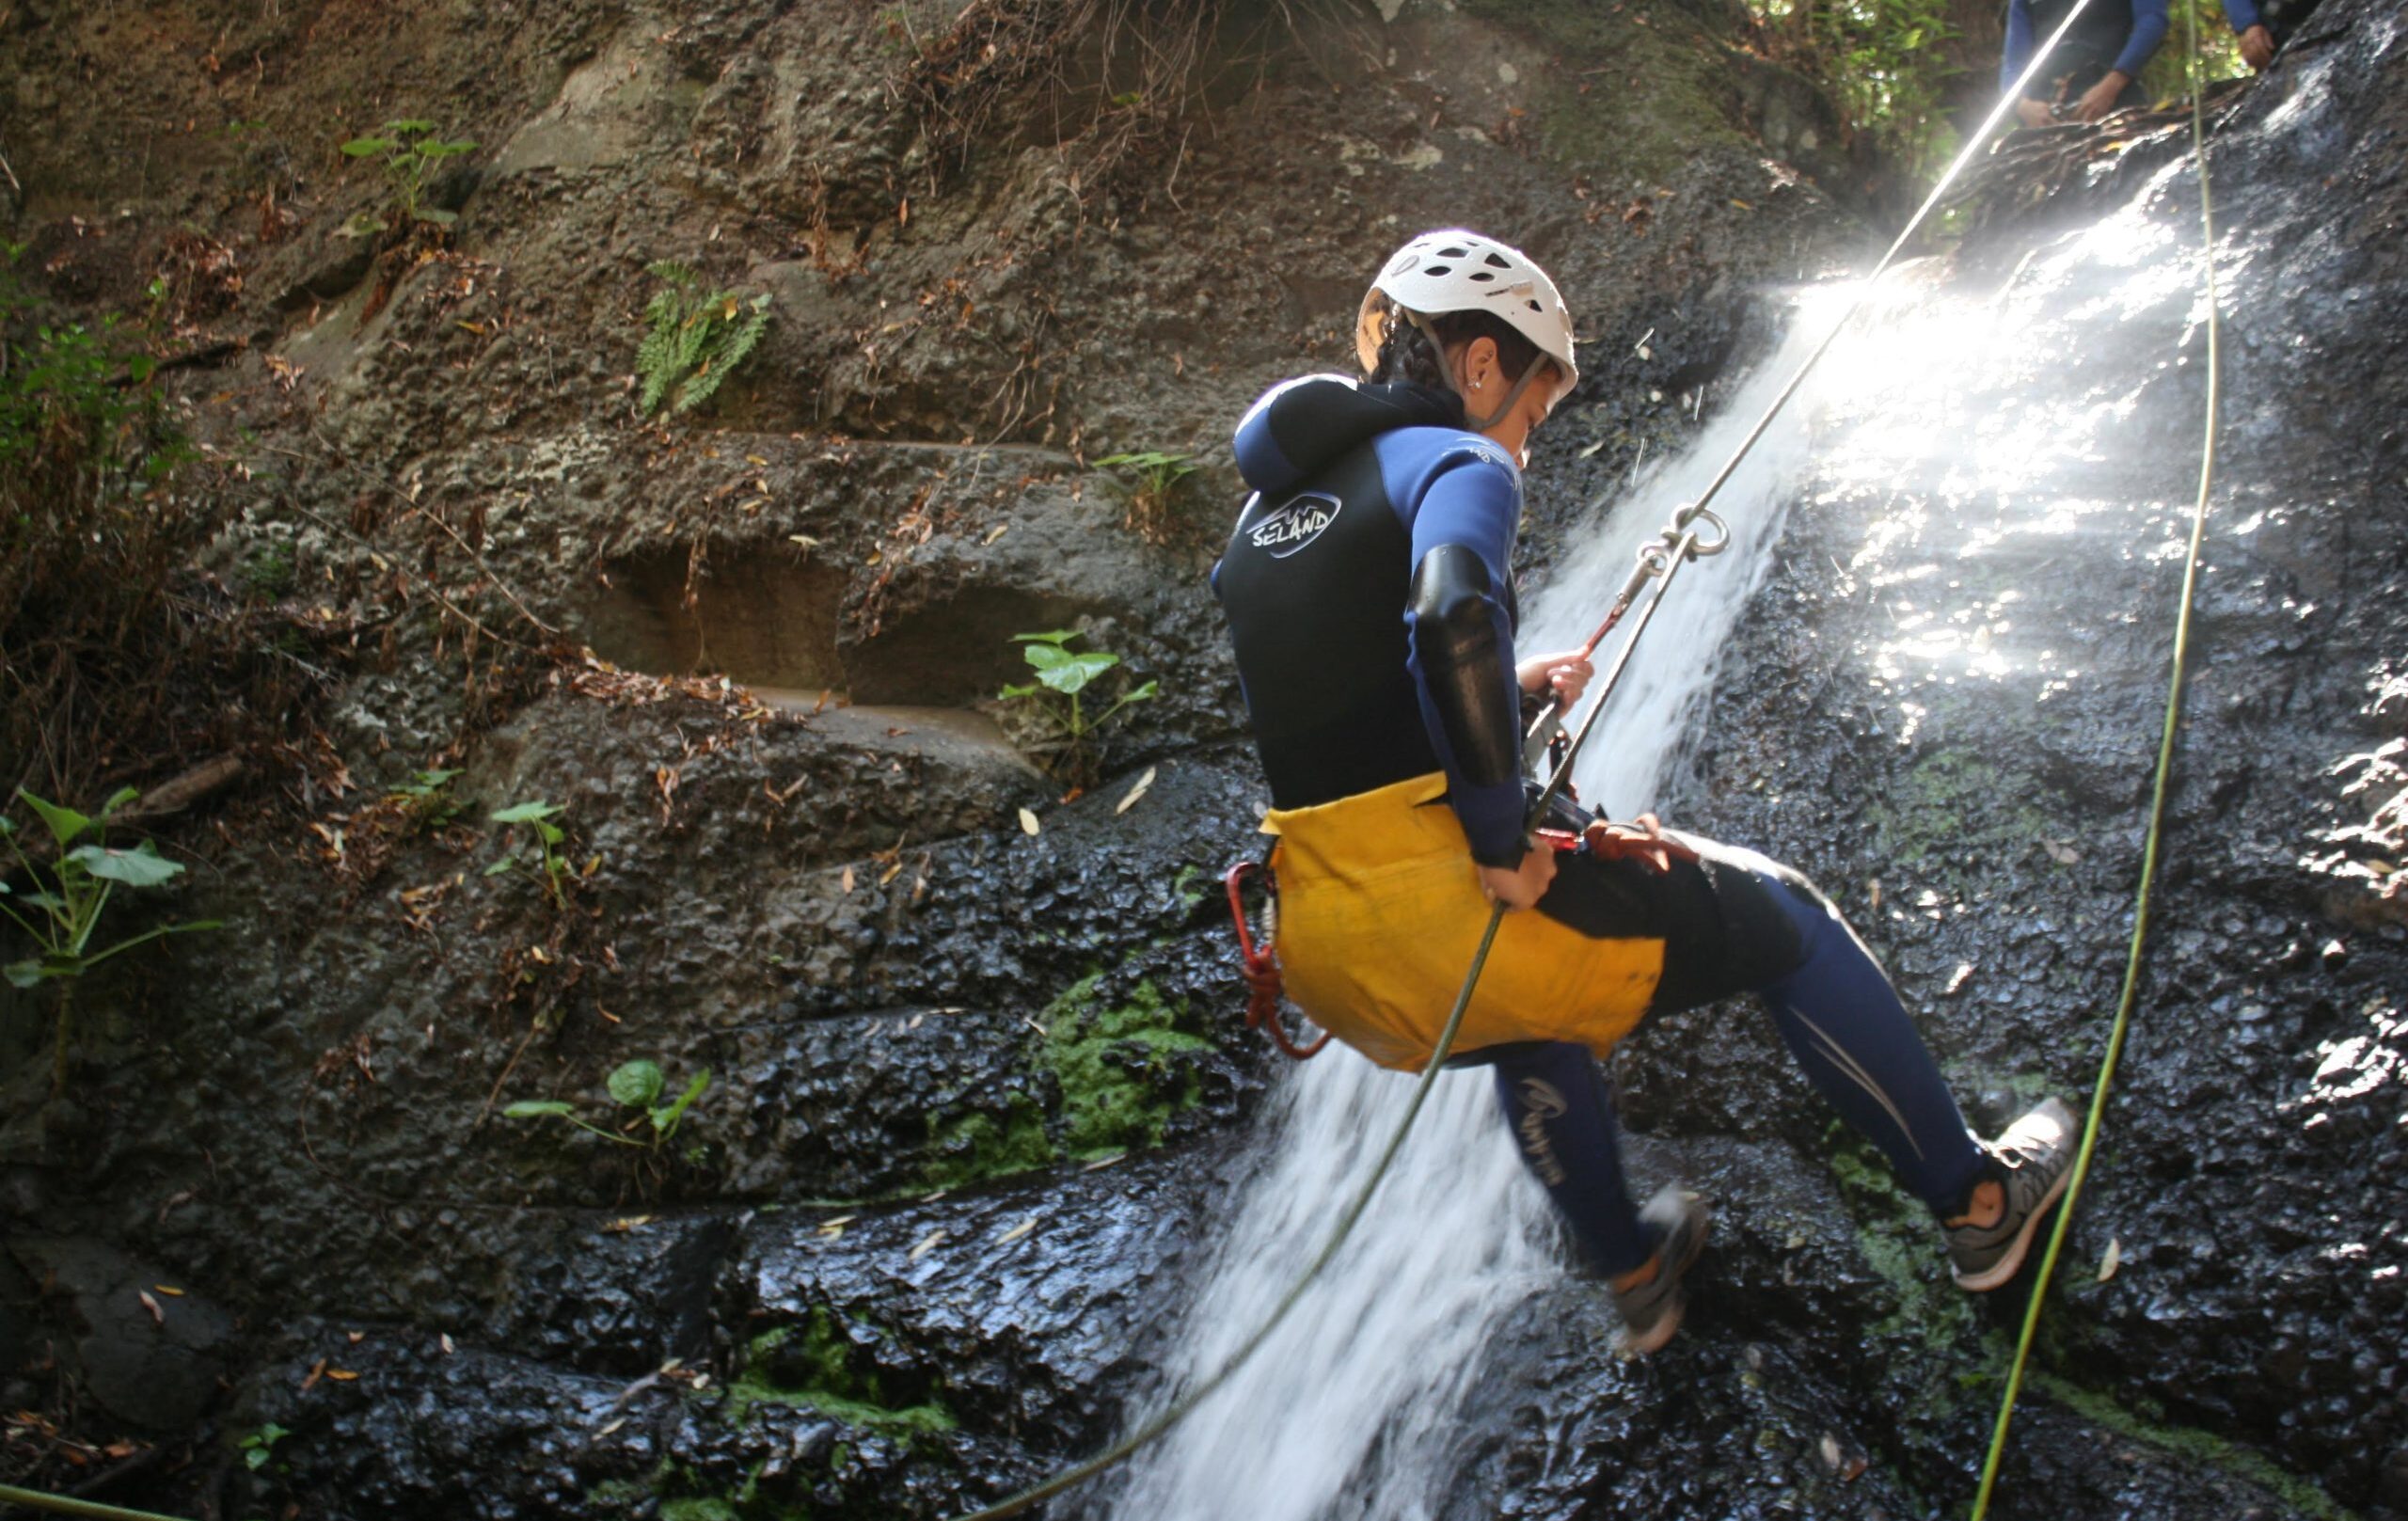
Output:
[{"xmin": 1408, "ymin": 544, "xmax": 1521, "ymax": 791}]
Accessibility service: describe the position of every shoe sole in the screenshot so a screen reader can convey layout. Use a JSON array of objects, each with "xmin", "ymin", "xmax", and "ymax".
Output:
[
  {"xmin": 1952, "ymin": 1157, "xmax": 2076, "ymax": 1292},
  {"xmin": 1618, "ymin": 1196, "xmax": 1712, "ymax": 1356}
]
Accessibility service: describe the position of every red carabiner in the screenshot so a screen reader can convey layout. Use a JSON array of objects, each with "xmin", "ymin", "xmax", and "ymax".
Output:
[{"xmin": 1224, "ymin": 860, "xmax": 1330, "ymax": 1060}]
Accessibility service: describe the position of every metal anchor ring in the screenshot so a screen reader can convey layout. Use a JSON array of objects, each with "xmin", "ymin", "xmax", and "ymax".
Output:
[{"xmin": 1679, "ymin": 507, "xmax": 1732, "ymax": 558}]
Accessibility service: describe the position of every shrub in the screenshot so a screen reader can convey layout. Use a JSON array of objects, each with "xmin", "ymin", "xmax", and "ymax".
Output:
[
  {"xmin": 338, "ymin": 119, "xmax": 478, "ymax": 237},
  {"xmin": 997, "ymin": 628, "xmax": 1155, "ymax": 783}
]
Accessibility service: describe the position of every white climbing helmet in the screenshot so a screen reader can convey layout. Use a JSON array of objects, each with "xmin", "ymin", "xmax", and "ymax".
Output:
[{"xmin": 1354, "ymin": 229, "xmax": 1580, "ymax": 412}]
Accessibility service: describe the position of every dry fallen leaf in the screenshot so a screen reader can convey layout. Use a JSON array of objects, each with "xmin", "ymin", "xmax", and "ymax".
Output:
[
  {"xmin": 910, "ymin": 1229, "xmax": 947, "ymax": 1262},
  {"xmin": 346, "ymin": 1330, "xmax": 365, "ymax": 1344},
  {"xmin": 1082, "ymin": 1152, "xmax": 1125, "ymax": 1172},
  {"xmin": 1018, "ymin": 807, "xmax": 1041, "ymax": 836},
  {"xmin": 152, "ymin": 1285, "xmax": 185, "ymax": 1297},
  {"xmin": 608, "ymin": 1215, "xmax": 655, "ymax": 1233},
  {"xmin": 137, "ymin": 1291, "xmax": 164, "ymax": 1327},
  {"xmin": 325, "ymin": 1368, "xmax": 359, "ymax": 1382},
  {"xmin": 439, "ymin": 1333, "xmax": 455, "ymax": 1355},
  {"xmin": 302, "ymin": 1357, "xmax": 327, "ymax": 1391},
  {"xmin": 2098, "ymin": 1237, "xmax": 2122, "ymax": 1282},
  {"xmin": 1819, "ymin": 1433, "xmax": 1843, "ymax": 1472},
  {"xmin": 998, "ymin": 1216, "xmax": 1038, "ymax": 1245},
  {"xmin": 2042, "ymin": 837, "xmax": 2082, "ymax": 865},
  {"xmin": 879, "ymin": 859, "xmax": 905, "ymax": 887},
  {"xmin": 818, "ymin": 1215, "xmax": 854, "ymax": 1239},
  {"xmin": 841, "ymin": 864, "xmax": 856, "ymax": 893},
  {"xmin": 1116, "ymin": 766, "xmax": 1157, "ymax": 816},
  {"xmin": 983, "ymin": 524, "xmax": 1010, "ymax": 546}
]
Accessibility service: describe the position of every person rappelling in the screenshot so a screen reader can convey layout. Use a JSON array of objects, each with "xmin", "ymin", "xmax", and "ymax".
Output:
[{"xmin": 1212, "ymin": 230, "xmax": 2082, "ymax": 1354}]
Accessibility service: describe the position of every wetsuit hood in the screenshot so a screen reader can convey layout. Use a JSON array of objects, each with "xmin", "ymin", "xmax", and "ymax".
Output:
[{"xmin": 1232, "ymin": 373, "xmax": 1464, "ymax": 498}]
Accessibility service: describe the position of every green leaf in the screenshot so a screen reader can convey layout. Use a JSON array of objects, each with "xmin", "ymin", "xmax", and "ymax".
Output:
[
  {"xmin": 1121, "ymin": 679, "xmax": 1159, "ymax": 703},
  {"xmin": 491, "ymin": 800, "xmax": 562, "ymax": 826},
  {"xmin": 654, "ymin": 1068, "xmax": 711, "ymax": 1135},
  {"xmin": 482, "ymin": 857, "xmax": 515, "ymax": 877},
  {"xmin": 997, "ymin": 681, "xmax": 1042, "ymax": 700},
  {"xmin": 339, "ymin": 212, "xmax": 389, "ymax": 240},
  {"xmin": 99, "ymin": 786, "xmax": 142, "ymax": 818},
  {"xmin": 418, "ymin": 208, "xmax": 459, "ymax": 227},
  {"xmin": 385, "ymin": 119, "xmax": 437, "ymax": 135},
  {"xmin": 17, "ymin": 791, "xmax": 90, "ymax": 848},
  {"xmin": 340, "ymin": 136, "xmax": 396, "ymax": 157},
  {"xmin": 502, "ymin": 1100, "xmax": 577, "ymax": 1118},
  {"xmin": 71, "ymin": 841, "xmax": 185, "ymax": 887},
  {"xmin": 1011, "ymin": 629, "xmax": 1080, "ymax": 646},
  {"xmin": 1037, "ymin": 651, "xmax": 1117, "ymax": 695},
  {"xmin": 127, "ymin": 355, "xmax": 158, "ymax": 385},
  {"xmin": 1022, "ymin": 643, "xmax": 1071, "ymax": 673},
  {"xmin": 608, "ymin": 1059, "xmax": 665, "ymax": 1109},
  {"xmin": 4, "ymin": 961, "xmax": 43, "ymax": 990}
]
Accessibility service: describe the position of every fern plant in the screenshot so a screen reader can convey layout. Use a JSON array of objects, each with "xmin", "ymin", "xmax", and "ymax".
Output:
[{"xmin": 636, "ymin": 261, "xmax": 772, "ymax": 416}]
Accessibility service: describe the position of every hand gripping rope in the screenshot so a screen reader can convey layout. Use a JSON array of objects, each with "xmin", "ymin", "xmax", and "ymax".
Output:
[{"xmin": 955, "ymin": 6, "xmax": 2138, "ymax": 1511}]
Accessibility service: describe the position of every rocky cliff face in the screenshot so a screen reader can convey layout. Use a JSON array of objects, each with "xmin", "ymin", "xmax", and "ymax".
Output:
[{"xmin": 0, "ymin": 0, "xmax": 2400, "ymax": 1517}]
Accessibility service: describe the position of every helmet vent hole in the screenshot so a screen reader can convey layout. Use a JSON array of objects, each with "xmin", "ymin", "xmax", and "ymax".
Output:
[
  {"xmin": 1483, "ymin": 251, "xmax": 1512, "ymax": 268},
  {"xmin": 1468, "ymin": 271, "xmax": 1495, "ymax": 281},
  {"xmin": 1424, "ymin": 264, "xmax": 1453, "ymax": 277},
  {"xmin": 1436, "ymin": 246, "xmax": 1469, "ymax": 259},
  {"xmin": 1526, "ymin": 299, "xmax": 1543, "ymax": 312}
]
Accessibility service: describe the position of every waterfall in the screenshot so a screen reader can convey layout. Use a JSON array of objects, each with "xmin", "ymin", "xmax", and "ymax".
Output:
[{"xmin": 1094, "ymin": 291, "xmax": 1859, "ymax": 1521}]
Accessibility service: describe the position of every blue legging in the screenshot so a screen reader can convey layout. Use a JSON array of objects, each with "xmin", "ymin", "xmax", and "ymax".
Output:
[{"xmin": 1482, "ymin": 856, "xmax": 1988, "ymax": 1275}]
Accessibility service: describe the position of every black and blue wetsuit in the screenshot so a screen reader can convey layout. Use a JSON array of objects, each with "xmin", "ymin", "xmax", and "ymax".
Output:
[
  {"xmin": 1215, "ymin": 374, "xmax": 1991, "ymax": 1275},
  {"xmin": 2003, "ymin": 0, "xmax": 2168, "ymax": 111}
]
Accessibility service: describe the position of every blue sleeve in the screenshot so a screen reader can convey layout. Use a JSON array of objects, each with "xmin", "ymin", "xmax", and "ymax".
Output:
[
  {"xmin": 1401, "ymin": 453, "xmax": 1527, "ymax": 866},
  {"xmin": 2115, "ymin": 0, "xmax": 2170, "ymax": 76},
  {"xmin": 2221, "ymin": 0, "xmax": 2262, "ymax": 31},
  {"xmin": 2001, "ymin": 0, "xmax": 2036, "ymax": 94}
]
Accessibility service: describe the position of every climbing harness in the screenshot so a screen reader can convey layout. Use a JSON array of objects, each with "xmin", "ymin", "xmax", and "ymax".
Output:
[
  {"xmin": 1970, "ymin": 8, "xmax": 2226, "ymax": 1516},
  {"xmin": 1223, "ymin": 857, "xmax": 1330, "ymax": 1059},
  {"xmin": 954, "ymin": 2, "xmax": 2142, "ymax": 1511}
]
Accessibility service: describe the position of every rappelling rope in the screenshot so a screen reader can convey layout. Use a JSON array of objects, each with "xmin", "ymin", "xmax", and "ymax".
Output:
[
  {"xmin": 0, "ymin": 1484, "xmax": 193, "ymax": 1521},
  {"xmin": 1969, "ymin": 13, "xmax": 2225, "ymax": 1518},
  {"xmin": 954, "ymin": 8, "xmax": 2125, "ymax": 1517}
]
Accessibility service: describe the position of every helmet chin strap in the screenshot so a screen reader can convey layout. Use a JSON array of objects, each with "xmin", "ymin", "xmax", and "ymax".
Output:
[{"xmin": 1404, "ymin": 310, "xmax": 1542, "ymax": 432}]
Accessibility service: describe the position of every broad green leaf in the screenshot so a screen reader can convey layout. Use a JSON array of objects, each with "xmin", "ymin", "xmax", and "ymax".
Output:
[
  {"xmin": 71, "ymin": 842, "xmax": 185, "ymax": 887},
  {"xmin": 533, "ymin": 819, "xmax": 564, "ymax": 847},
  {"xmin": 1010, "ymin": 629, "xmax": 1080, "ymax": 646},
  {"xmin": 386, "ymin": 119, "xmax": 437, "ymax": 135},
  {"xmin": 503, "ymin": 1100, "xmax": 576, "ymax": 1118},
  {"xmin": 21, "ymin": 891, "xmax": 67, "ymax": 911},
  {"xmin": 608, "ymin": 1059, "xmax": 665, "ymax": 1109},
  {"xmin": 127, "ymin": 356, "xmax": 158, "ymax": 385},
  {"xmin": 340, "ymin": 136, "xmax": 396, "ymax": 156},
  {"xmin": 0, "ymin": 816, "xmax": 13, "ymax": 834},
  {"xmin": 4, "ymin": 961, "xmax": 43, "ymax": 990},
  {"xmin": 654, "ymin": 1068, "xmax": 711, "ymax": 1134},
  {"xmin": 17, "ymin": 791, "xmax": 90, "ymax": 848},
  {"xmin": 1121, "ymin": 679, "xmax": 1159, "ymax": 703},
  {"xmin": 1037, "ymin": 651, "xmax": 1117, "ymax": 695},
  {"xmin": 491, "ymin": 800, "xmax": 562, "ymax": 826},
  {"xmin": 99, "ymin": 786, "xmax": 142, "ymax": 818},
  {"xmin": 482, "ymin": 857, "xmax": 515, "ymax": 877},
  {"xmin": 1022, "ymin": 643, "xmax": 1070, "ymax": 673},
  {"xmin": 997, "ymin": 681, "xmax": 1041, "ymax": 700}
]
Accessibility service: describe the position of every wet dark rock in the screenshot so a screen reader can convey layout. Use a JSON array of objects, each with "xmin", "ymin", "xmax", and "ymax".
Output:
[{"xmin": 5, "ymin": 1236, "xmax": 239, "ymax": 1431}]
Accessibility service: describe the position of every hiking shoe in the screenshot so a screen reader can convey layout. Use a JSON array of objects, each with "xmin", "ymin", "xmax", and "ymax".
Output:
[
  {"xmin": 1615, "ymin": 1186, "xmax": 1711, "ymax": 1356},
  {"xmin": 1948, "ymin": 1098, "xmax": 2078, "ymax": 1291}
]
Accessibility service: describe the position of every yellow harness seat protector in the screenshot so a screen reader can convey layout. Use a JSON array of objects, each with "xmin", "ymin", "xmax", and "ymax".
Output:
[{"xmin": 1263, "ymin": 772, "xmax": 1665, "ymax": 1071}]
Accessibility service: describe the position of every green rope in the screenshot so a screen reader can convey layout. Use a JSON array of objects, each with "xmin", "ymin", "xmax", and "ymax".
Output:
[
  {"xmin": 0, "ymin": 1483, "xmax": 196, "ymax": 1521},
  {"xmin": 1969, "ymin": 19, "xmax": 2223, "ymax": 1517}
]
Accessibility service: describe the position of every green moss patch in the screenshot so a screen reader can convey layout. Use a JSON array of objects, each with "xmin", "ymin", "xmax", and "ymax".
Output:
[
  {"xmin": 2029, "ymin": 1374, "xmax": 2355, "ymax": 1521},
  {"xmin": 729, "ymin": 1310, "xmax": 956, "ymax": 1441},
  {"xmin": 916, "ymin": 973, "xmax": 1212, "ymax": 1189},
  {"xmin": 1038, "ymin": 974, "xmax": 1212, "ymax": 1157}
]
